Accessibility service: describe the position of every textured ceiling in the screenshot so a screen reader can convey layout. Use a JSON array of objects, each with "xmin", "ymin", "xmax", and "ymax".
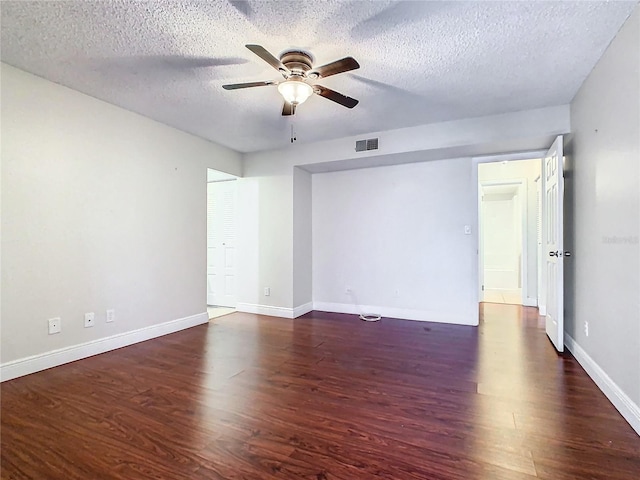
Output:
[{"xmin": 1, "ymin": 1, "xmax": 637, "ymax": 153}]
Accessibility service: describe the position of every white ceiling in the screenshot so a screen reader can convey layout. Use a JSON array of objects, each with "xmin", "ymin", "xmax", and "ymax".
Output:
[{"xmin": 1, "ymin": 1, "xmax": 636, "ymax": 153}]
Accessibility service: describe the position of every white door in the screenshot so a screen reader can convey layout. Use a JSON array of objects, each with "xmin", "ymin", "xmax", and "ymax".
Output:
[
  {"xmin": 544, "ymin": 136, "xmax": 564, "ymax": 352},
  {"xmin": 207, "ymin": 180, "xmax": 237, "ymax": 307}
]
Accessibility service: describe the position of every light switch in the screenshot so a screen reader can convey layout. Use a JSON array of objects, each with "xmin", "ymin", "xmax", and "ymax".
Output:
[{"xmin": 464, "ymin": 225, "xmax": 472, "ymax": 235}]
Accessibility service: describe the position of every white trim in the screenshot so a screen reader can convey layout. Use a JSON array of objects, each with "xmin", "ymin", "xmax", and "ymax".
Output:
[
  {"xmin": 235, "ymin": 302, "xmax": 313, "ymax": 319},
  {"xmin": 236, "ymin": 303, "xmax": 295, "ymax": 318},
  {"xmin": 535, "ymin": 174, "xmax": 545, "ymax": 313},
  {"xmin": 523, "ymin": 297, "xmax": 537, "ymax": 307},
  {"xmin": 293, "ymin": 302, "xmax": 313, "ymax": 318},
  {"xmin": 1, "ymin": 312, "xmax": 208, "ymax": 382},
  {"xmin": 565, "ymin": 333, "xmax": 640, "ymax": 436},
  {"xmin": 313, "ymin": 302, "xmax": 477, "ymax": 326},
  {"xmin": 473, "ymin": 150, "xmax": 547, "ymax": 164},
  {"xmin": 539, "ymin": 305, "xmax": 547, "ymax": 316}
]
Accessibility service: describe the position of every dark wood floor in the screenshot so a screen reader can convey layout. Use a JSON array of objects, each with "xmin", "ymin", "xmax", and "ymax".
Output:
[{"xmin": 2, "ymin": 304, "xmax": 639, "ymax": 479}]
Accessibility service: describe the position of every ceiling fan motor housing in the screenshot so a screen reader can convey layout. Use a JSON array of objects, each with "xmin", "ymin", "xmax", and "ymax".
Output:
[{"xmin": 280, "ymin": 51, "xmax": 313, "ymax": 77}]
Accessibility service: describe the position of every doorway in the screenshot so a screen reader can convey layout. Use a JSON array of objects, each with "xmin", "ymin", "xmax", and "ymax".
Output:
[
  {"xmin": 473, "ymin": 138, "xmax": 566, "ymax": 353},
  {"xmin": 479, "ymin": 180, "xmax": 526, "ymax": 304},
  {"xmin": 477, "ymin": 159, "xmax": 542, "ymax": 306},
  {"xmin": 207, "ymin": 168, "xmax": 238, "ymax": 317}
]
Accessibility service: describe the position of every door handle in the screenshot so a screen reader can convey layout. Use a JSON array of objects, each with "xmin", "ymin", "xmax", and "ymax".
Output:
[
  {"xmin": 564, "ymin": 251, "xmax": 571, "ymax": 257},
  {"xmin": 549, "ymin": 251, "xmax": 559, "ymax": 257}
]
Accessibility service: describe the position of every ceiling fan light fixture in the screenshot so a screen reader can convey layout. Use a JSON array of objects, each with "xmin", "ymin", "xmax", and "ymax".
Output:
[
  {"xmin": 278, "ymin": 79, "xmax": 313, "ymax": 105},
  {"xmin": 223, "ymin": 45, "xmax": 360, "ymax": 116}
]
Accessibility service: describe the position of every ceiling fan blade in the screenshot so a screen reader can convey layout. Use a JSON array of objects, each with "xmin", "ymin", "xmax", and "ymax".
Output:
[
  {"xmin": 222, "ymin": 81, "xmax": 275, "ymax": 90},
  {"xmin": 282, "ymin": 102, "xmax": 295, "ymax": 116},
  {"xmin": 245, "ymin": 44, "xmax": 290, "ymax": 77},
  {"xmin": 310, "ymin": 57, "xmax": 360, "ymax": 78},
  {"xmin": 314, "ymin": 85, "xmax": 359, "ymax": 108}
]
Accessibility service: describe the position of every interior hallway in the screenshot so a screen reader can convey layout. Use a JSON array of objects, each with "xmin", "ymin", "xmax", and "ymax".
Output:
[
  {"xmin": 482, "ymin": 289, "xmax": 524, "ymax": 305},
  {"xmin": 2, "ymin": 305, "xmax": 639, "ymax": 479}
]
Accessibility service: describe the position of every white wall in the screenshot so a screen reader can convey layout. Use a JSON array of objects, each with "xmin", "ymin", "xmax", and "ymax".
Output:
[
  {"xmin": 566, "ymin": 6, "xmax": 640, "ymax": 432},
  {"xmin": 238, "ymin": 106, "xmax": 570, "ymax": 321},
  {"xmin": 236, "ymin": 177, "xmax": 261, "ymax": 308},
  {"xmin": 293, "ymin": 167, "xmax": 312, "ymax": 310},
  {"xmin": 479, "ymin": 159, "xmax": 541, "ymax": 304},
  {"xmin": 248, "ymin": 105, "xmax": 570, "ymax": 173},
  {"xmin": 1, "ymin": 64, "xmax": 242, "ymax": 374},
  {"xmin": 312, "ymin": 158, "xmax": 477, "ymax": 325},
  {"xmin": 236, "ymin": 159, "xmax": 294, "ymax": 314}
]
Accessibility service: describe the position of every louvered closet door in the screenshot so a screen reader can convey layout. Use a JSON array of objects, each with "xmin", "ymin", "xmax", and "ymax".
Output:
[{"xmin": 207, "ymin": 180, "xmax": 237, "ymax": 307}]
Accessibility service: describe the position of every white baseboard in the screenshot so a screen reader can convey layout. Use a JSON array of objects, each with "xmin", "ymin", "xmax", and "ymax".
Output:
[
  {"xmin": 236, "ymin": 301, "xmax": 477, "ymax": 325},
  {"xmin": 236, "ymin": 303, "xmax": 294, "ymax": 318},
  {"xmin": 1, "ymin": 312, "xmax": 208, "ymax": 383},
  {"xmin": 523, "ymin": 297, "xmax": 538, "ymax": 307},
  {"xmin": 539, "ymin": 305, "xmax": 547, "ymax": 316},
  {"xmin": 236, "ymin": 302, "xmax": 312, "ymax": 319},
  {"xmin": 565, "ymin": 333, "xmax": 640, "ymax": 436},
  {"xmin": 293, "ymin": 302, "xmax": 313, "ymax": 318},
  {"xmin": 312, "ymin": 302, "xmax": 477, "ymax": 326}
]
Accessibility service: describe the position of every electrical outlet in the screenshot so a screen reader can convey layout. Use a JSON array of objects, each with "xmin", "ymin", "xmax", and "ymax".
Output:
[
  {"xmin": 264, "ymin": 287, "xmax": 270, "ymax": 297},
  {"xmin": 584, "ymin": 321, "xmax": 589, "ymax": 337},
  {"xmin": 48, "ymin": 317, "xmax": 61, "ymax": 335},
  {"xmin": 84, "ymin": 312, "xmax": 95, "ymax": 328},
  {"xmin": 394, "ymin": 289, "xmax": 400, "ymax": 297},
  {"xmin": 345, "ymin": 286, "xmax": 352, "ymax": 294},
  {"xmin": 106, "ymin": 309, "xmax": 115, "ymax": 323},
  {"xmin": 464, "ymin": 225, "xmax": 472, "ymax": 235}
]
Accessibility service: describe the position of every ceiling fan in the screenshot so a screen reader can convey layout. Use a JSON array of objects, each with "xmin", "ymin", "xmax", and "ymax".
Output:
[{"xmin": 223, "ymin": 44, "xmax": 360, "ymax": 116}]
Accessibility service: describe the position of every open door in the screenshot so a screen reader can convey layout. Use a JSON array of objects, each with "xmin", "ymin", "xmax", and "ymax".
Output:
[{"xmin": 544, "ymin": 136, "xmax": 564, "ymax": 352}]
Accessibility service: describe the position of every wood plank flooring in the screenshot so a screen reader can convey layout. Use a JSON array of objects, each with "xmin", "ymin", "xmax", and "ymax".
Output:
[{"xmin": 2, "ymin": 304, "xmax": 639, "ymax": 479}]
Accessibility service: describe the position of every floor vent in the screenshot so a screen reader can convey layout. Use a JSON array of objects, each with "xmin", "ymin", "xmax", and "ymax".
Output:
[{"xmin": 355, "ymin": 137, "xmax": 379, "ymax": 152}]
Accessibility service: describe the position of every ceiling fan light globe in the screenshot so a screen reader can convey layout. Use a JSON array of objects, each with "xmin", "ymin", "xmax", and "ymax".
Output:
[{"xmin": 278, "ymin": 80, "xmax": 313, "ymax": 105}]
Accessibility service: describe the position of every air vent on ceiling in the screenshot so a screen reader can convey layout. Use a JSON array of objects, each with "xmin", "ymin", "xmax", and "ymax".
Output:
[{"xmin": 355, "ymin": 137, "xmax": 379, "ymax": 152}]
